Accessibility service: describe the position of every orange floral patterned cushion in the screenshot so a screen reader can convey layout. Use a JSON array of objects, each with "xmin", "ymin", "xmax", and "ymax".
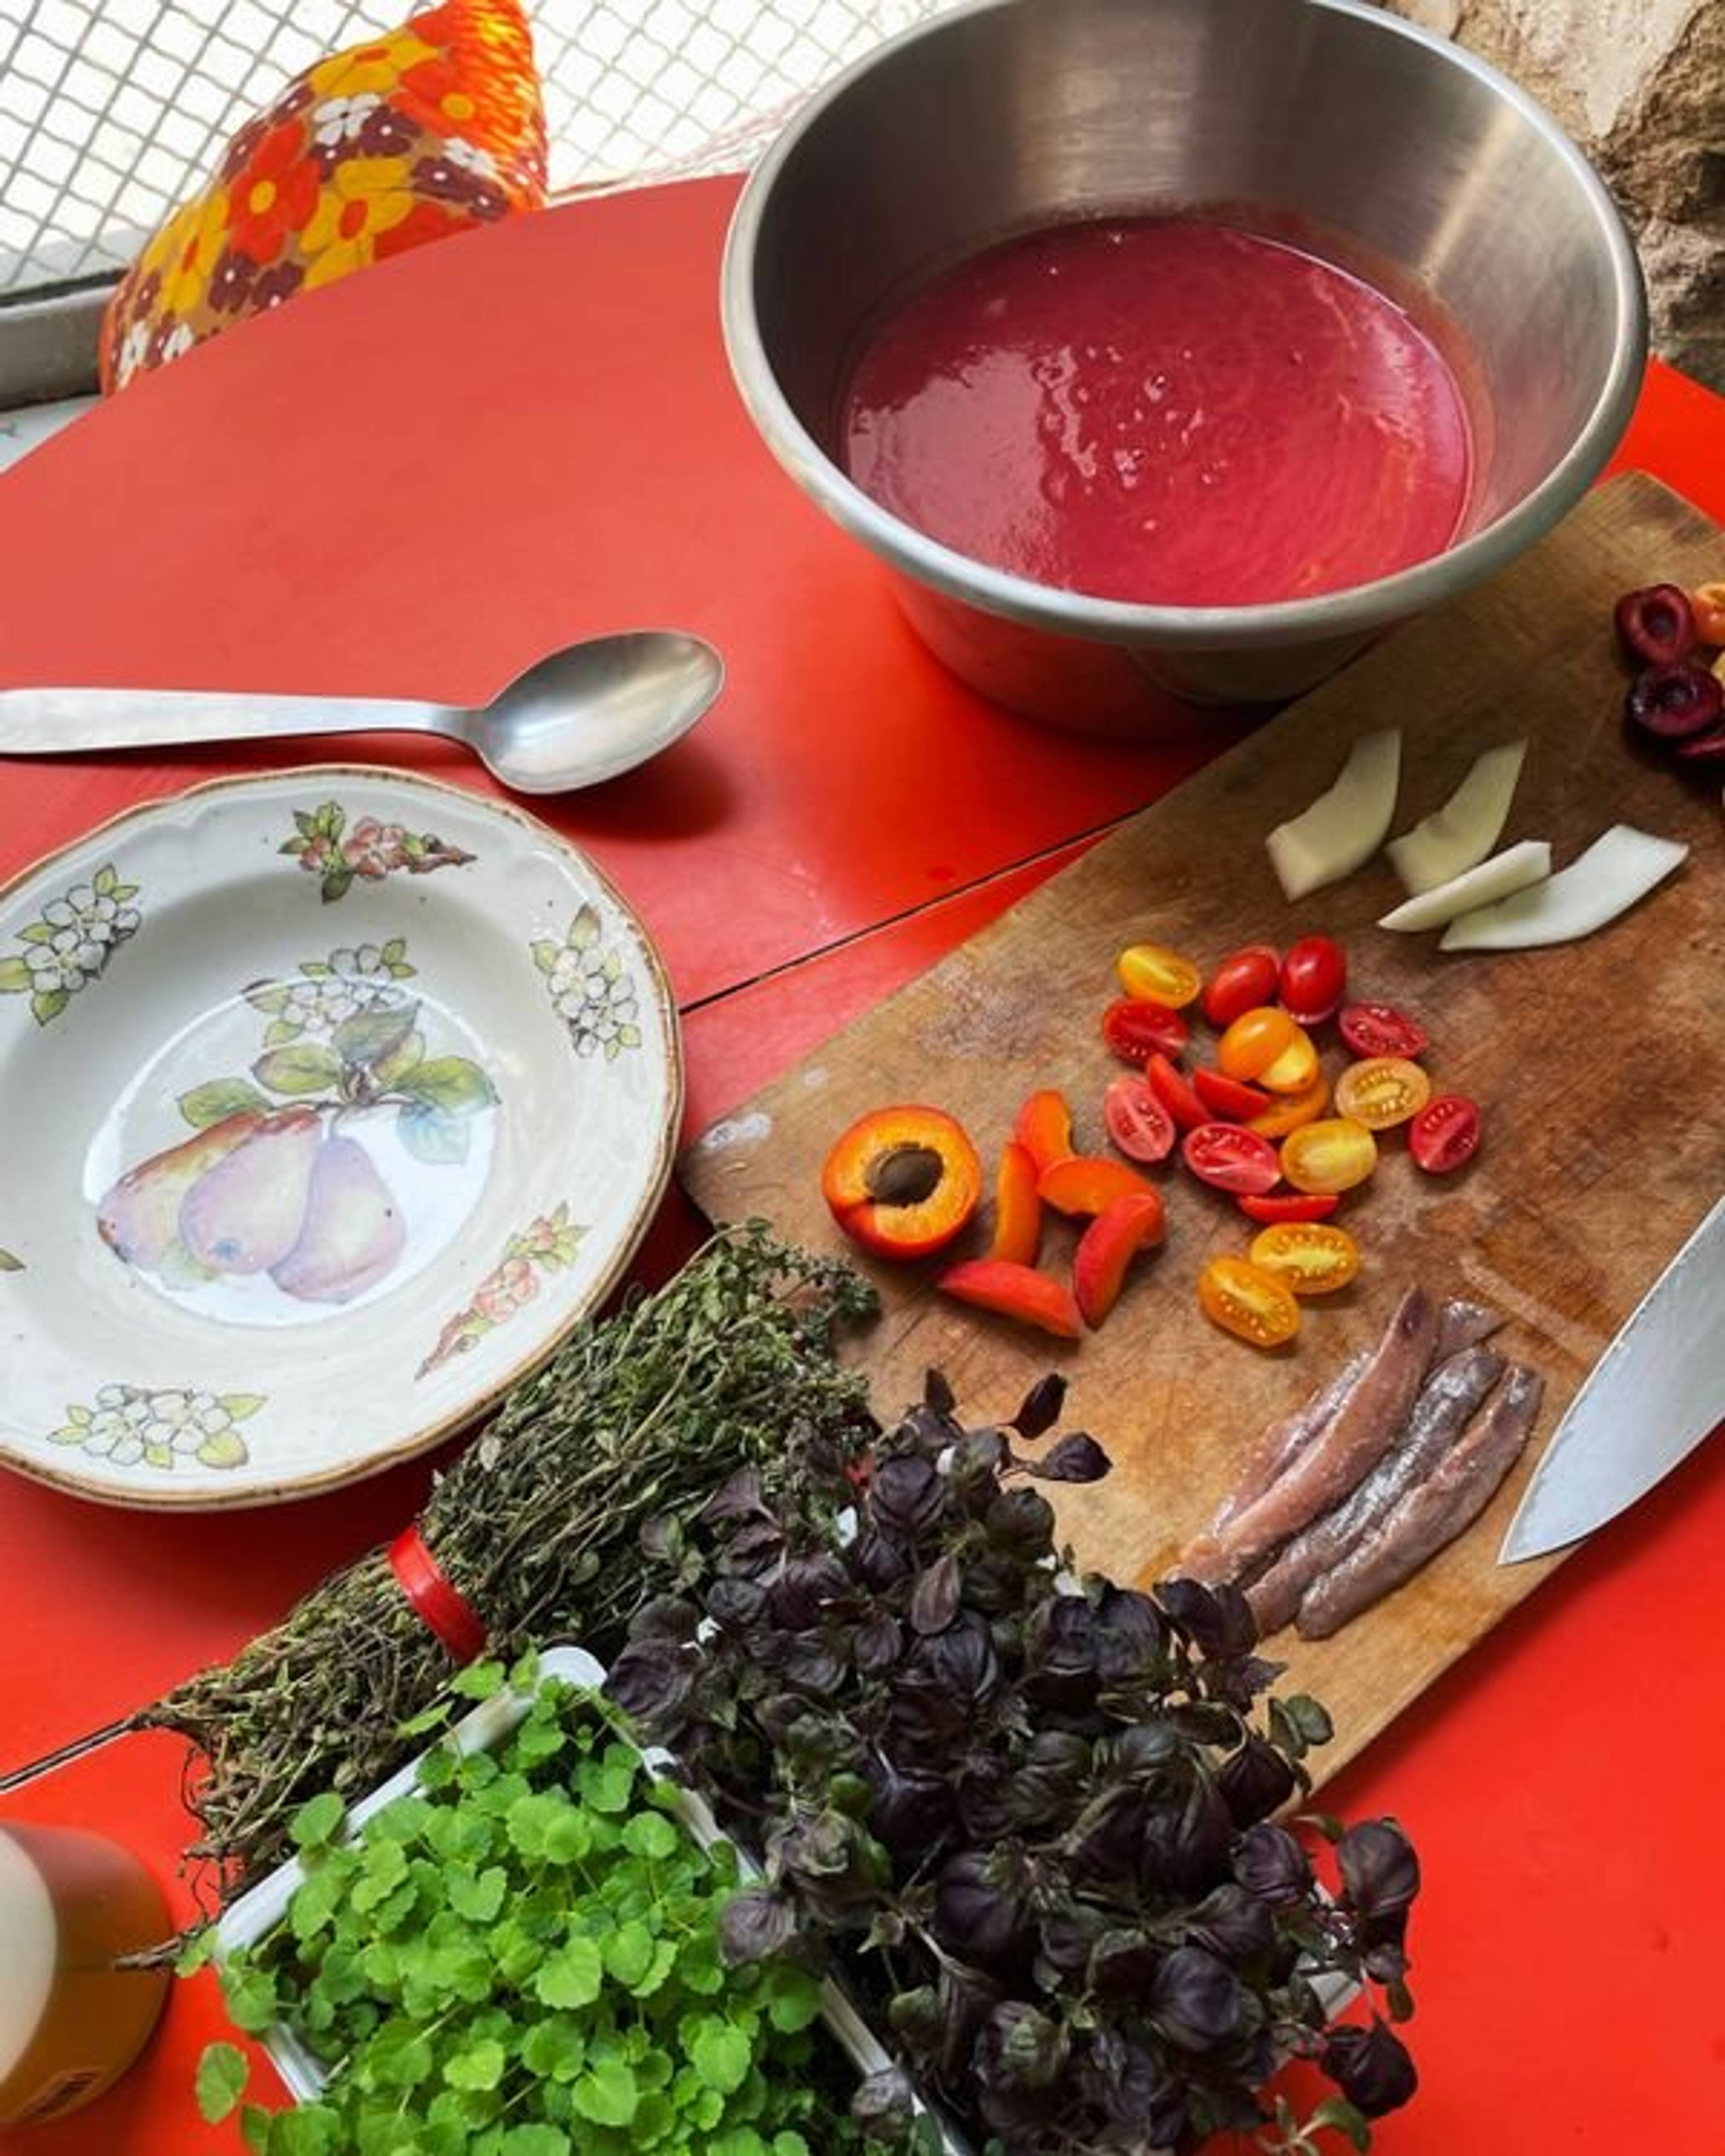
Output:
[{"xmin": 100, "ymin": 0, "xmax": 546, "ymax": 392}]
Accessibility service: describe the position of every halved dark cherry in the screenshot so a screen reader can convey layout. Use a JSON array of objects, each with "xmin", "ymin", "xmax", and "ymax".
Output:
[
  {"xmin": 1672, "ymin": 717, "xmax": 1725, "ymax": 762},
  {"xmin": 1624, "ymin": 660, "xmax": 1724, "ymax": 741},
  {"xmin": 1614, "ymin": 583, "xmax": 1697, "ymax": 669}
]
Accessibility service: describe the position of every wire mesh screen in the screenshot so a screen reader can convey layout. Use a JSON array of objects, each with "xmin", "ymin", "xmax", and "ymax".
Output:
[{"xmin": 0, "ymin": 0, "xmax": 948, "ymax": 298}]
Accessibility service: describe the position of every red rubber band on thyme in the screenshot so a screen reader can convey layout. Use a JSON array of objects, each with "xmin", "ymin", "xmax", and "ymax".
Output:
[{"xmin": 388, "ymin": 1525, "xmax": 488, "ymax": 1664}]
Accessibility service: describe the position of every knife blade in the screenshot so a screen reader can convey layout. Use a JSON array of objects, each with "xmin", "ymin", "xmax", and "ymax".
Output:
[{"xmin": 1499, "ymin": 1195, "xmax": 1725, "ymax": 1563}]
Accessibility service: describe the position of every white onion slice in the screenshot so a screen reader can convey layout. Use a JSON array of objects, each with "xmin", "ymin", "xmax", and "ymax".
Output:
[
  {"xmin": 1378, "ymin": 840, "xmax": 1552, "ymax": 932},
  {"xmin": 1387, "ymin": 739, "xmax": 1528, "ymax": 895},
  {"xmin": 1266, "ymin": 729, "xmax": 1402, "ymax": 901},
  {"xmin": 1439, "ymin": 826, "xmax": 1688, "ymax": 950}
]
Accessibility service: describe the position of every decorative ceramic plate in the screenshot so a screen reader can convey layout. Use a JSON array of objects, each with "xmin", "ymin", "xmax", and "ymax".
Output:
[{"xmin": 0, "ymin": 769, "xmax": 682, "ymax": 1508}]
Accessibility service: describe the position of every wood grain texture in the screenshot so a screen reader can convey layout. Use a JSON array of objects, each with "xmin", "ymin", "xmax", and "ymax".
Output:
[{"xmin": 680, "ymin": 473, "xmax": 1725, "ymax": 1785}]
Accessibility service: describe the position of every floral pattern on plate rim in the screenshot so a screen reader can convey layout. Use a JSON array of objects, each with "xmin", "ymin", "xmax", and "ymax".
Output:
[
  {"xmin": 98, "ymin": 938, "xmax": 496, "ymax": 1309},
  {"xmin": 0, "ymin": 863, "xmax": 141, "ymax": 1025},
  {"xmin": 49, "ymin": 1384, "xmax": 264, "ymax": 1475},
  {"xmin": 533, "ymin": 904, "xmax": 642, "ymax": 1059},
  {"xmin": 280, "ymin": 798, "xmax": 475, "ymax": 903},
  {"xmin": 419, "ymin": 1201, "xmax": 586, "ymax": 1377}
]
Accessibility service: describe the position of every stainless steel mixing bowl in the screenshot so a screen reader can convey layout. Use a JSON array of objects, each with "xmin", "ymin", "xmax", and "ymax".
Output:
[{"xmin": 721, "ymin": 0, "xmax": 1647, "ymax": 736}]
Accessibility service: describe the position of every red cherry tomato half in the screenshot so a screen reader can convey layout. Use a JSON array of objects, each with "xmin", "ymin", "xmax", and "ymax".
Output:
[
  {"xmin": 1101, "ymin": 996, "xmax": 1190, "ymax": 1065},
  {"xmin": 1278, "ymin": 935, "xmax": 1348, "ymax": 1025},
  {"xmin": 1202, "ymin": 944, "xmax": 1280, "ymax": 1030},
  {"xmin": 1237, "ymin": 1190, "xmax": 1341, "ymax": 1224},
  {"xmin": 1191, "ymin": 1066, "xmax": 1273, "ymax": 1122},
  {"xmin": 1102, "ymin": 1074, "xmax": 1178, "ymax": 1163},
  {"xmin": 1338, "ymin": 1002, "xmax": 1429, "ymax": 1060},
  {"xmin": 1145, "ymin": 1051, "xmax": 1208, "ymax": 1131},
  {"xmin": 1409, "ymin": 1093, "xmax": 1482, "ymax": 1174},
  {"xmin": 1181, "ymin": 1121, "xmax": 1283, "ymax": 1195}
]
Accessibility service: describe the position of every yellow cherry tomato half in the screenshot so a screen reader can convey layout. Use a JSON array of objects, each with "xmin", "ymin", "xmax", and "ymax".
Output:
[
  {"xmin": 1247, "ymin": 1071, "xmax": 1329, "ymax": 1139},
  {"xmin": 1248, "ymin": 1221, "xmax": 1362, "ymax": 1296},
  {"xmin": 1256, "ymin": 1025, "xmax": 1320, "ymax": 1095},
  {"xmin": 1216, "ymin": 1005, "xmax": 1299, "ymax": 1082},
  {"xmin": 1116, "ymin": 941, "xmax": 1203, "ymax": 1008},
  {"xmin": 1332, "ymin": 1055, "xmax": 1432, "ymax": 1131},
  {"xmin": 1281, "ymin": 1116, "xmax": 1379, "ymax": 1194},
  {"xmin": 1196, "ymin": 1255, "xmax": 1301, "ymax": 1348}
]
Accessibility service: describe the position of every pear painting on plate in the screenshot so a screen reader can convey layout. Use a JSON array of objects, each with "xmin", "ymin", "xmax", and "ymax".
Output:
[{"xmin": 96, "ymin": 941, "xmax": 495, "ymax": 1311}]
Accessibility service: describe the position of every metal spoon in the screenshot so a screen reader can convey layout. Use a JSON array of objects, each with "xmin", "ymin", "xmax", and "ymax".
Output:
[{"xmin": 0, "ymin": 630, "xmax": 724, "ymax": 795}]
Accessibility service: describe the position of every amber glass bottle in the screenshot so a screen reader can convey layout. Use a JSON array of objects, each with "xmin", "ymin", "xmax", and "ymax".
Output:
[{"xmin": 0, "ymin": 1823, "xmax": 172, "ymax": 2127}]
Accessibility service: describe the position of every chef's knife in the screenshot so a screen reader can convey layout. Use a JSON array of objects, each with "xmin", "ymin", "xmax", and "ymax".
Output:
[{"xmin": 1499, "ymin": 1196, "xmax": 1725, "ymax": 1563}]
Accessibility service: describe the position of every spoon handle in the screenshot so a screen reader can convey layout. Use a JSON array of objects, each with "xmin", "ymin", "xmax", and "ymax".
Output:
[{"xmin": 0, "ymin": 685, "xmax": 465, "ymax": 757}]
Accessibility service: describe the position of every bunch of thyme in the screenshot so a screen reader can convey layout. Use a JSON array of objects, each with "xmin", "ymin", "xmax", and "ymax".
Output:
[{"xmin": 9, "ymin": 1225, "xmax": 879, "ymax": 1899}]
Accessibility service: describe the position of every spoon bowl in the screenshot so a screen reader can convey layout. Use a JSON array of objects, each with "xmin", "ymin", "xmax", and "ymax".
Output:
[
  {"xmin": 0, "ymin": 630, "xmax": 725, "ymax": 795},
  {"xmin": 468, "ymin": 632, "xmax": 724, "ymax": 791}
]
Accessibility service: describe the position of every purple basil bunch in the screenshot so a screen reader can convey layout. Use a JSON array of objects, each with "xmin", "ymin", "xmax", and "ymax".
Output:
[{"xmin": 608, "ymin": 1370, "xmax": 1420, "ymax": 2152}]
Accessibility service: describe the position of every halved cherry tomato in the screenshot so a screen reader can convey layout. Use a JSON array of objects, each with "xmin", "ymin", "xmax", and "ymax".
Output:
[
  {"xmin": 1116, "ymin": 941, "xmax": 1203, "ymax": 1008},
  {"xmin": 1201, "ymin": 944, "xmax": 1280, "ymax": 1029},
  {"xmin": 1249, "ymin": 1220, "xmax": 1362, "ymax": 1295},
  {"xmin": 1196, "ymin": 1255, "xmax": 1300, "ymax": 1348},
  {"xmin": 1247, "ymin": 1071, "xmax": 1329, "ymax": 1140},
  {"xmin": 1333, "ymin": 1055, "xmax": 1432, "ymax": 1131},
  {"xmin": 1690, "ymin": 581, "xmax": 1725, "ymax": 646},
  {"xmin": 1181, "ymin": 1122, "xmax": 1282, "ymax": 1195},
  {"xmin": 1217, "ymin": 1005, "xmax": 1299, "ymax": 1082},
  {"xmin": 1102, "ymin": 996, "xmax": 1190, "ymax": 1065},
  {"xmin": 1192, "ymin": 1066, "xmax": 1273, "ymax": 1121},
  {"xmin": 1236, "ymin": 1190, "xmax": 1341, "ymax": 1224},
  {"xmin": 1256, "ymin": 1024, "xmax": 1320, "ymax": 1095},
  {"xmin": 1145, "ymin": 1051, "xmax": 1208, "ymax": 1131},
  {"xmin": 1278, "ymin": 935, "xmax": 1348, "ymax": 1025},
  {"xmin": 1339, "ymin": 1002, "xmax": 1428, "ymax": 1060},
  {"xmin": 1280, "ymin": 1116, "xmax": 1379, "ymax": 1194},
  {"xmin": 1409, "ymin": 1093, "xmax": 1482, "ymax": 1174},
  {"xmin": 1102, "ymin": 1074, "xmax": 1177, "ymax": 1163}
]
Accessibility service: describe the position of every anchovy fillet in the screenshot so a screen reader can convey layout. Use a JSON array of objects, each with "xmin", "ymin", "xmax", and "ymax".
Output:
[
  {"xmin": 1200, "ymin": 1287, "xmax": 1439, "ymax": 1584},
  {"xmin": 1430, "ymin": 1296, "xmax": 1504, "ymax": 1366},
  {"xmin": 1296, "ymin": 1363, "xmax": 1544, "ymax": 1639},
  {"xmin": 1246, "ymin": 1343, "xmax": 1505, "ymax": 1635},
  {"xmin": 1212, "ymin": 1350, "xmax": 1369, "ymax": 1533}
]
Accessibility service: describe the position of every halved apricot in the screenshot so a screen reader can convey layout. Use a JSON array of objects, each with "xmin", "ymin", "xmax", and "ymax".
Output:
[{"xmin": 821, "ymin": 1104, "xmax": 982, "ymax": 1260}]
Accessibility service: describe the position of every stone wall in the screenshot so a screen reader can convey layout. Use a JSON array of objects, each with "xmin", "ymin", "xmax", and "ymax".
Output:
[{"xmin": 1385, "ymin": 0, "xmax": 1724, "ymax": 391}]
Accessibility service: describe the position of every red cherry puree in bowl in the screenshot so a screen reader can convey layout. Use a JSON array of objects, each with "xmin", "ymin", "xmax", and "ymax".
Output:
[{"xmin": 840, "ymin": 216, "xmax": 1473, "ymax": 607}]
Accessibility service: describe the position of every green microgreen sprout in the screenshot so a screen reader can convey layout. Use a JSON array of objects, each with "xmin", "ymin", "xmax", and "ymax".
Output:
[{"xmin": 196, "ymin": 1670, "xmax": 885, "ymax": 2155}]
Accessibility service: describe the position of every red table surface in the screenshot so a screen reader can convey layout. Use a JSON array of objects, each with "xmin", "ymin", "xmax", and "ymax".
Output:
[{"xmin": 0, "ymin": 175, "xmax": 1721, "ymax": 2152}]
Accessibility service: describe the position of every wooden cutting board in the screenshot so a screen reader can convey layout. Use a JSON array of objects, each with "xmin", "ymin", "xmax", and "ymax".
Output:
[{"xmin": 680, "ymin": 473, "xmax": 1725, "ymax": 1786}]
